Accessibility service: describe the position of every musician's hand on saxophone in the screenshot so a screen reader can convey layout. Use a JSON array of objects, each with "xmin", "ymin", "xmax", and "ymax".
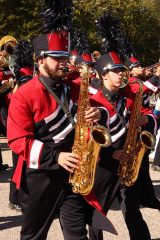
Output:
[
  {"xmin": 58, "ymin": 152, "xmax": 80, "ymax": 173},
  {"xmin": 136, "ymin": 114, "xmax": 148, "ymax": 127},
  {"xmin": 112, "ymin": 150, "xmax": 130, "ymax": 162},
  {"xmin": 85, "ymin": 107, "xmax": 101, "ymax": 123}
]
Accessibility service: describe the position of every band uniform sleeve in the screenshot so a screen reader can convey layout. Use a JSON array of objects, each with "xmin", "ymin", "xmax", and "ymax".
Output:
[
  {"xmin": 7, "ymin": 91, "xmax": 60, "ymax": 170},
  {"xmin": 143, "ymin": 113, "xmax": 158, "ymax": 136},
  {"xmin": 144, "ymin": 76, "xmax": 160, "ymax": 93},
  {"xmin": 90, "ymin": 97, "xmax": 109, "ymax": 127}
]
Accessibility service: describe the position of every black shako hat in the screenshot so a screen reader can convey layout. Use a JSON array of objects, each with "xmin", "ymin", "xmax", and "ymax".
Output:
[
  {"xmin": 94, "ymin": 12, "xmax": 125, "ymax": 76},
  {"xmin": 95, "ymin": 52, "xmax": 125, "ymax": 76},
  {"xmin": 33, "ymin": 0, "xmax": 73, "ymax": 59},
  {"xmin": 124, "ymin": 55, "xmax": 141, "ymax": 70}
]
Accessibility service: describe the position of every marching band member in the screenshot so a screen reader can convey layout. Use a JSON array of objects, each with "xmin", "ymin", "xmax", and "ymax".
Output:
[
  {"xmin": 7, "ymin": 1, "xmax": 115, "ymax": 239},
  {"xmin": 0, "ymin": 36, "xmax": 17, "ymax": 171},
  {"xmin": 125, "ymin": 56, "xmax": 160, "ymax": 111},
  {"xmin": 89, "ymin": 12, "xmax": 160, "ymax": 240}
]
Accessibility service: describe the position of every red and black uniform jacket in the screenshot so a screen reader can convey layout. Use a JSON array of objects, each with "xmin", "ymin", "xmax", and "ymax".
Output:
[
  {"xmin": 7, "ymin": 75, "xmax": 79, "ymax": 189},
  {"xmin": 87, "ymin": 87, "xmax": 157, "ymax": 215},
  {"xmin": 129, "ymin": 76, "xmax": 160, "ymax": 111}
]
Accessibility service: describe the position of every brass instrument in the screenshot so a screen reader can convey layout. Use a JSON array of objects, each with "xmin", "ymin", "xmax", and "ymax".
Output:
[
  {"xmin": 0, "ymin": 35, "xmax": 17, "ymax": 54},
  {"xmin": 0, "ymin": 35, "xmax": 17, "ymax": 68},
  {"xmin": 0, "ymin": 80, "xmax": 15, "ymax": 96},
  {"xmin": 69, "ymin": 64, "xmax": 112, "ymax": 195},
  {"xmin": 119, "ymin": 66, "xmax": 130, "ymax": 88},
  {"xmin": 118, "ymin": 80, "xmax": 156, "ymax": 187},
  {"xmin": 0, "ymin": 51, "xmax": 9, "ymax": 68}
]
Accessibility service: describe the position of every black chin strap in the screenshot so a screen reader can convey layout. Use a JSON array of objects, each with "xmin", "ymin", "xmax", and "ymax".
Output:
[{"xmin": 39, "ymin": 75, "xmax": 75, "ymax": 127}]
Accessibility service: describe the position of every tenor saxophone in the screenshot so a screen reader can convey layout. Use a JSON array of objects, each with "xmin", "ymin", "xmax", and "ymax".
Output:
[
  {"xmin": 118, "ymin": 80, "xmax": 156, "ymax": 187},
  {"xmin": 69, "ymin": 64, "xmax": 111, "ymax": 195}
]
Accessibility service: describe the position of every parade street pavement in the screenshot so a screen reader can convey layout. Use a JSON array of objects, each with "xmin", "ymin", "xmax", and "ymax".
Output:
[{"xmin": 0, "ymin": 137, "xmax": 160, "ymax": 240}]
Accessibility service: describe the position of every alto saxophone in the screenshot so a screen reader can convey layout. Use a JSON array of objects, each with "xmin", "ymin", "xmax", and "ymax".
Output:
[
  {"xmin": 69, "ymin": 64, "xmax": 111, "ymax": 195},
  {"xmin": 118, "ymin": 80, "xmax": 156, "ymax": 187}
]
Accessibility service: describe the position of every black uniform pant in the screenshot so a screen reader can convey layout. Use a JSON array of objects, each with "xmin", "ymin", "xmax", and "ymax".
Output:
[
  {"xmin": 89, "ymin": 152, "xmax": 160, "ymax": 240},
  {"xmin": 118, "ymin": 187, "xmax": 151, "ymax": 240},
  {"xmin": 59, "ymin": 192, "xmax": 93, "ymax": 240},
  {"xmin": 19, "ymin": 166, "xmax": 94, "ymax": 240},
  {"xmin": 9, "ymin": 152, "xmax": 20, "ymax": 205}
]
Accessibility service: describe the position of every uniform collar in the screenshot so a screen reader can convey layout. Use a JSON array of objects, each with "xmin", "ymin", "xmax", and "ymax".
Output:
[
  {"xmin": 102, "ymin": 86, "xmax": 119, "ymax": 102},
  {"xmin": 39, "ymin": 75, "xmax": 63, "ymax": 95}
]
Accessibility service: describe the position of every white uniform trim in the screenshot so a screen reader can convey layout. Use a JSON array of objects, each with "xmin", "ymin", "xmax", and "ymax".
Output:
[
  {"xmin": 148, "ymin": 114, "xmax": 158, "ymax": 136},
  {"xmin": 53, "ymin": 122, "xmax": 73, "ymax": 143},
  {"xmin": 29, "ymin": 140, "xmax": 44, "ymax": 169},
  {"xmin": 89, "ymin": 86, "xmax": 98, "ymax": 95},
  {"xmin": 110, "ymin": 107, "xmax": 127, "ymax": 124},
  {"xmin": 111, "ymin": 127, "xmax": 126, "ymax": 143},
  {"xmin": 144, "ymin": 81, "xmax": 158, "ymax": 92},
  {"xmin": 44, "ymin": 105, "xmax": 61, "ymax": 124}
]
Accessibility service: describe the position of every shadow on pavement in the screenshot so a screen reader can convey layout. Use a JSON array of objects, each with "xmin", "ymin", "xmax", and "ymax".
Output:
[
  {"xmin": 0, "ymin": 168, "xmax": 12, "ymax": 183},
  {"xmin": 0, "ymin": 215, "xmax": 22, "ymax": 230}
]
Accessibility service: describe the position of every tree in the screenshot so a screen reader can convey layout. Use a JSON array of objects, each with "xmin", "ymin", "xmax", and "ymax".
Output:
[
  {"xmin": 73, "ymin": 0, "xmax": 160, "ymax": 65},
  {"xmin": 0, "ymin": 0, "xmax": 41, "ymax": 41}
]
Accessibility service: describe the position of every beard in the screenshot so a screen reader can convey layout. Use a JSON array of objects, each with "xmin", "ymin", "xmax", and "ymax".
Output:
[{"xmin": 43, "ymin": 62, "xmax": 67, "ymax": 83}]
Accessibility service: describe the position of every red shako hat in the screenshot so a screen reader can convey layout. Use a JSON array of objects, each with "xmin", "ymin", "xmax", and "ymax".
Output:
[{"xmin": 33, "ymin": 0, "xmax": 73, "ymax": 59}]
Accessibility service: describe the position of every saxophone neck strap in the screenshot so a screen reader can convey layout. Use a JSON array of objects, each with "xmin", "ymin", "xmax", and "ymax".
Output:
[
  {"xmin": 102, "ymin": 86, "xmax": 127, "ymax": 130},
  {"xmin": 39, "ymin": 75, "xmax": 75, "ymax": 127}
]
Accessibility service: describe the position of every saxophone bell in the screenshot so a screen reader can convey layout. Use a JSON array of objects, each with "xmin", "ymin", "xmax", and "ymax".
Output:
[
  {"xmin": 140, "ymin": 130, "xmax": 156, "ymax": 150},
  {"xmin": 70, "ymin": 125, "xmax": 112, "ymax": 196},
  {"xmin": 0, "ymin": 35, "xmax": 18, "ymax": 68},
  {"xmin": 91, "ymin": 124, "xmax": 111, "ymax": 147}
]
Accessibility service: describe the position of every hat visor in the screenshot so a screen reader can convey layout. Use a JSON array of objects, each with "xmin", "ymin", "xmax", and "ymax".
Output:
[
  {"xmin": 41, "ymin": 51, "xmax": 70, "ymax": 58},
  {"xmin": 129, "ymin": 62, "xmax": 141, "ymax": 69},
  {"xmin": 103, "ymin": 64, "xmax": 126, "ymax": 72}
]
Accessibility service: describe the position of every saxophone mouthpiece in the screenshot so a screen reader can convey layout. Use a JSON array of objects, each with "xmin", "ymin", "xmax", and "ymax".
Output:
[{"xmin": 59, "ymin": 67, "xmax": 69, "ymax": 73}]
